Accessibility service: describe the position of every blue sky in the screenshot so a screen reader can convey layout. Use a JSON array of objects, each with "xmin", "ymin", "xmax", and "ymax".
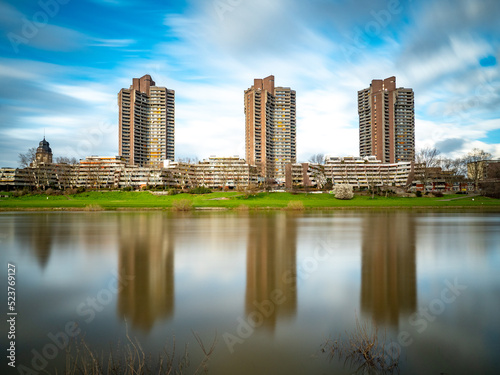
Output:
[{"xmin": 0, "ymin": 0, "xmax": 499, "ymax": 167}]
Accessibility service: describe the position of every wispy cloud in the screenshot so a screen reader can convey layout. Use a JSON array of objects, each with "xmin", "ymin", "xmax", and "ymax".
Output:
[{"xmin": 88, "ymin": 38, "xmax": 136, "ymax": 47}]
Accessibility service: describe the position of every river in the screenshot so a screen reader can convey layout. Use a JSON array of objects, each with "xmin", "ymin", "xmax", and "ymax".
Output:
[{"xmin": 1, "ymin": 210, "xmax": 499, "ymax": 374}]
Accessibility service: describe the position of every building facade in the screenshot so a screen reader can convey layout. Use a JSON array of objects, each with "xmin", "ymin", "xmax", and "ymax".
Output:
[
  {"xmin": 358, "ymin": 76, "xmax": 415, "ymax": 163},
  {"xmin": 119, "ymin": 74, "xmax": 175, "ymax": 167},
  {"xmin": 195, "ymin": 156, "xmax": 259, "ymax": 189},
  {"xmin": 245, "ymin": 75, "xmax": 296, "ymax": 182},
  {"xmin": 324, "ymin": 156, "xmax": 412, "ymax": 188},
  {"xmin": 285, "ymin": 163, "xmax": 324, "ymax": 189}
]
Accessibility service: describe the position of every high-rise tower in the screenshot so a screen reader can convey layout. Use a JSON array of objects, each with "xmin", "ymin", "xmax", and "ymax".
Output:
[
  {"xmin": 119, "ymin": 75, "xmax": 175, "ymax": 167},
  {"xmin": 244, "ymin": 75, "xmax": 296, "ymax": 182},
  {"xmin": 358, "ymin": 76, "xmax": 414, "ymax": 163}
]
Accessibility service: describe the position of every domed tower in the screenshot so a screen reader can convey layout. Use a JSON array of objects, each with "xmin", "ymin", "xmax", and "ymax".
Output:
[{"xmin": 35, "ymin": 137, "xmax": 53, "ymax": 164}]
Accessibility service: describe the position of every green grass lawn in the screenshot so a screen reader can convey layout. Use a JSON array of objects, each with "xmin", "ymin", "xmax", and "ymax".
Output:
[{"xmin": 0, "ymin": 191, "xmax": 499, "ymax": 210}]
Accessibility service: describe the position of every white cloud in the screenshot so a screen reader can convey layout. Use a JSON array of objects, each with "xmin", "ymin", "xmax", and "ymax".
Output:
[
  {"xmin": 403, "ymin": 35, "xmax": 492, "ymax": 85},
  {"xmin": 1, "ymin": 0, "xmax": 500, "ymax": 167},
  {"xmin": 88, "ymin": 38, "xmax": 136, "ymax": 48}
]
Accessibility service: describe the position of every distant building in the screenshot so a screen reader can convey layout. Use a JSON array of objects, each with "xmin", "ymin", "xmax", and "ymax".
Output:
[
  {"xmin": 467, "ymin": 159, "xmax": 500, "ymax": 181},
  {"xmin": 324, "ymin": 156, "xmax": 412, "ymax": 188},
  {"xmin": 285, "ymin": 163, "xmax": 324, "ymax": 189},
  {"xmin": 358, "ymin": 76, "xmax": 415, "ymax": 163},
  {"xmin": 284, "ymin": 157, "xmax": 413, "ymax": 190},
  {"xmin": 196, "ymin": 156, "xmax": 259, "ymax": 189},
  {"xmin": 118, "ymin": 74, "xmax": 175, "ymax": 167},
  {"xmin": 245, "ymin": 75, "xmax": 296, "ymax": 182},
  {"xmin": 0, "ymin": 168, "xmax": 16, "ymax": 189},
  {"xmin": 34, "ymin": 137, "xmax": 53, "ymax": 165}
]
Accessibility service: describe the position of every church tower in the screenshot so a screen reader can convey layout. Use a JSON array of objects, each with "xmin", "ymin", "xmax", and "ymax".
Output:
[{"xmin": 35, "ymin": 137, "xmax": 53, "ymax": 164}]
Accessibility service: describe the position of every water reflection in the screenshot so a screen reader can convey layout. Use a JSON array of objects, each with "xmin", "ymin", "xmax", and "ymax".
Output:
[
  {"xmin": 361, "ymin": 212, "xmax": 417, "ymax": 327},
  {"xmin": 4, "ymin": 211, "xmax": 500, "ymax": 375},
  {"xmin": 13, "ymin": 214, "xmax": 68, "ymax": 269},
  {"xmin": 117, "ymin": 213, "xmax": 175, "ymax": 331},
  {"xmin": 245, "ymin": 213, "xmax": 297, "ymax": 331}
]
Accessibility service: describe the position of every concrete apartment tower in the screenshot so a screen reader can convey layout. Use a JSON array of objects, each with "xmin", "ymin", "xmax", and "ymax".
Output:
[
  {"xmin": 358, "ymin": 76, "xmax": 415, "ymax": 163},
  {"xmin": 119, "ymin": 75, "xmax": 175, "ymax": 167},
  {"xmin": 245, "ymin": 75, "xmax": 296, "ymax": 182}
]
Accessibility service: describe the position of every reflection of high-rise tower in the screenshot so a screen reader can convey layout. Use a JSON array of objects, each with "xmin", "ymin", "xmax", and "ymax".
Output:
[
  {"xmin": 245, "ymin": 213, "xmax": 297, "ymax": 331},
  {"xmin": 117, "ymin": 213, "xmax": 175, "ymax": 331},
  {"xmin": 14, "ymin": 214, "xmax": 53, "ymax": 268},
  {"xmin": 361, "ymin": 212, "xmax": 417, "ymax": 327}
]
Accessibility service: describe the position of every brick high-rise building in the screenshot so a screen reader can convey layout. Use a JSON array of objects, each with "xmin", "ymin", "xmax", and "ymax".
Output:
[
  {"xmin": 245, "ymin": 75, "xmax": 296, "ymax": 182},
  {"xmin": 358, "ymin": 76, "xmax": 415, "ymax": 163},
  {"xmin": 119, "ymin": 75, "xmax": 175, "ymax": 167}
]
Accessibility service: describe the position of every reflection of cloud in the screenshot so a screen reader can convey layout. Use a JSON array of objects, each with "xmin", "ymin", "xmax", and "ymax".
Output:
[
  {"xmin": 117, "ymin": 213, "xmax": 175, "ymax": 332},
  {"xmin": 361, "ymin": 212, "xmax": 417, "ymax": 327},
  {"xmin": 245, "ymin": 213, "xmax": 297, "ymax": 331}
]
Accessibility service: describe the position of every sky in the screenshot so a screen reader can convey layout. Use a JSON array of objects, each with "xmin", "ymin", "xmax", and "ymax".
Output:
[{"xmin": 0, "ymin": 0, "xmax": 499, "ymax": 167}]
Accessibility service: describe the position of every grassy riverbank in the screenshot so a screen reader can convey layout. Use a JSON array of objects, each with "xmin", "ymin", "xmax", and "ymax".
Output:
[{"xmin": 1, "ymin": 191, "xmax": 499, "ymax": 210}]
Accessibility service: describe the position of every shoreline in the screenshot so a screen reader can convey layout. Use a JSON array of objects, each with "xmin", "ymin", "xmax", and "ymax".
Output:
[{"xmin": 1, "ymin": 205, "xmax": 500, "ymax": 212}]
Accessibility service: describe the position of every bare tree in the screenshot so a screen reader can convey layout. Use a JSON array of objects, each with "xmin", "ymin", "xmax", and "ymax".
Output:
[
  {"xmin": 309, "ymin": 153, "xmax": 325, "ymax": 164},
  {"xmin": 54, "ymin": 157, "xmax": 78, "ymax": 190},
  {"xmin": 177, "ymin": 156, "xmax": 199, "ymax": 164},
  {"xmin": 464, "ymin": 148, "xmax": 492, "ymax": 191},
  {"xmin": 18, "ymin": 147, "xmax": 37, "ymax": 168},
  {"xmin": 55, "ymin": 156, "xmax": 78, "ymax": 165},
  {"xmin": 415, "ymin": 147, "xmax": 441, "ymax": 192},
  {"xmin": 438, "ymin": 157, "xmax": 463, "ymax": 187}
]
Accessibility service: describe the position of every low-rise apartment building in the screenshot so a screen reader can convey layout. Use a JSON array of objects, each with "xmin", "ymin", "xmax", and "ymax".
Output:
[
  {"xmin": 285, "ymin": 163, "xmax": 324, "ymax": 189},
  {"xmin": 2, "ymin": 156, "xmax": 259, "ymax": 190},
  {"xmin": 323, "ymin": 156, "xmax": 412, "ymax": 188}
]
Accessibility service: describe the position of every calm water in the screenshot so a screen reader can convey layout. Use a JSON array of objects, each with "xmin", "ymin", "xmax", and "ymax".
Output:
[{"xmin": 1, "ymin": 211, "xmax": 499, "ymax": 374}]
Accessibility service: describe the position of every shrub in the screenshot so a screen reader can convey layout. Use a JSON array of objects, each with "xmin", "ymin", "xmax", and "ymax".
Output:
[
  {"xmin": 286, "ymin": 200, "xmax": 305, "ymax": 210},
  {"xmin": 122, "ymin": 186, "xmax": 134, "ymax": 192},
  {"xmin": 433, "ymin": 191, "xmax": 444, "ymax": 198},
  {"xmin": 77, "ymin": 186, "xmax": 86, "ymax": 194},
  {"xmin": 172, "ymin": 199, "xmax": 193, "ymax": 211},
  {"xmin": 322, "ymin": 317, "xmax": 399, "ymax": 373},
  {"xmin": 189, "ymin": 186, "xmax": 212, "ymax": 194},
  {"xmin": 415, "ymin": 191, "xmax": 422, "ymax": 197},
  {"xmin": 334, "ymin": 184, "xmax": 354, "ymax": 200},
  {"xmin": 168, "ymin": 189, "xmax": 180, "ymax": 195},
  {"xmin": 12, "ymin": 190, "xmax": 26, "ymax": 198}
]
